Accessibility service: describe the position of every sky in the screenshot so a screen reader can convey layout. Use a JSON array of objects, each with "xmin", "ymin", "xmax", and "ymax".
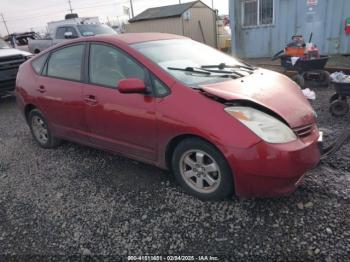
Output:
[{"xmin": 0, "ymin": 0, "xmax": 229, "ymax": 36}]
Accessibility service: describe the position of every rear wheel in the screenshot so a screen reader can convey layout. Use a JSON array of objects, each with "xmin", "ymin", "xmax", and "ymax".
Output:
[
  {"xmin": 28, "ymin": 109, "xmax": 61, "ymax": 148},
  {"xmin": 330, "ymin": 99, "xmax": 349, "ymax": 117},
  {"xmin": 172, "ymin": 138, "xmax": 234, "ymax": 200}
]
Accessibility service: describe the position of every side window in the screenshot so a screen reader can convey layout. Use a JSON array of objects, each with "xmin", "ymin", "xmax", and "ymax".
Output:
[
  {"xmin": 66, "ymin": 27, "xmax": 78, "ymax": 38},
  {"xmin": 55, "ymin": 27, "xmax": 66, "ymax": 39},
  {"xmin": 89, "ymin": 44, "xmax": 146, "ymax": 88},
  {"xmin": 32, "ymin": 53, "xmax": 49, "ymax": 75},
  {"xmin": 47, "ymin": 45, "xmax": 84, "ymax": 81},
  {"xmin": 153, "ymin": 77, "xmax": 170, "ymax": 97}
]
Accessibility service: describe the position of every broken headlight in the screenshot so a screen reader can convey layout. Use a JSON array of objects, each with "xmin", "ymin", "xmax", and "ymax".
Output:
[{"xmin": 225, "ymin": 106, "xmax": 297, "ymax": 144}]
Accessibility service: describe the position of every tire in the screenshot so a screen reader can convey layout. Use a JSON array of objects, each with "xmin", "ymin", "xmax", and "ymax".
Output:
[
  {"xmin": 171, "ymin": 138, "xmax": 234, "ymax": 200},
  {"xmin": 329, "ymin": 93, "xmax": 339, "ymax": 103},
  {"xmin": 292, "ymin": 74, "xmax": 305, "ymax": 89},
  {"xmin": 317, "ymin": 70, "xmax": 330, "ymax": 87},
  {"xmin": 329, "ymin": 99, "xmax": 349, "ymax": 117},
  {"xmin": 28, "ymin": 109, "xmax": 61, "ymax": 148}
]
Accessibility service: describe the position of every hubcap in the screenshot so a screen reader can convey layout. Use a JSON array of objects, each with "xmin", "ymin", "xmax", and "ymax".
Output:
[
  {"xmin": 179, "ymin": 150, "xmax": 221, "ymax": 194},
  {"xmin": 31, "ymin": 116, "xmax": 48, "ymax": 144}
]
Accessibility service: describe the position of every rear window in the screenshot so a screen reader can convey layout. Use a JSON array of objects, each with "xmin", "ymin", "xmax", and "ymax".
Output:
[
  {"xmin": 47, "ymin": 45, "xmax": 84, "ymax": 81},
  {"xmin": 55, "ymin": 27, "xmax": 66, "ymax": 39},
  {"xmin": 32, "ymin": 53, "xmax": 49, "ymax": 75}
]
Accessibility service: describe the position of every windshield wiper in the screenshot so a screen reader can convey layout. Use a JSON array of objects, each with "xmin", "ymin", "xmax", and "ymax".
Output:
[
  {"xmin": 167, "ymin": 66, "xmax": 241, "ymax": 78},
  {"xmin": 167, "ymin": 66, "xmax": 211, "ymax": 75},
  {"xmin": 201, "ymin": 63, "xmax": 256, "ymax": 71}
]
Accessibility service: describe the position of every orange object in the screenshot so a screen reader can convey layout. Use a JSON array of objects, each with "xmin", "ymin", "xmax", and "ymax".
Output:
[{"xmin": 285, "ymin": 47, "xmax": 305, "ymax": 57}]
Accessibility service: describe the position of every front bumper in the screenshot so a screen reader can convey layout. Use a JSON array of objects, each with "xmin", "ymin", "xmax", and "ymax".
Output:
[
  {"xmin": 226, "ymin": 134, "xmax": 321, "ymax": 197},
  {"xmin": 0, "ymin": 80, "xmax": 16, "ymax": 94}
]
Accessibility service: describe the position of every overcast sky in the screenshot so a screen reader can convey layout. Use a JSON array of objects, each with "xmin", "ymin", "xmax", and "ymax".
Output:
[{"xmin": 0, "ymin": 0, "xmax": 228, "ymax": 36}]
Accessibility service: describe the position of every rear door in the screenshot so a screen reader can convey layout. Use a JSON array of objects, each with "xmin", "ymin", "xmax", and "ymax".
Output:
[
  {"xmin": 83, "ymin": 43, "xmax": 158, "ymax": 161},
  {"xmin": 35, "ymin": 43, "xmax": 88, "ymax": 142}
]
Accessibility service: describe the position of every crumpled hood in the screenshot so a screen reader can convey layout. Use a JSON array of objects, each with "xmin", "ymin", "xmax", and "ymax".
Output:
[
  {"xmin": 0, "ymin": 48, "xmax": 32, "ymax": 58},
  {"xmin": 199, "ymin": 69, "xmax": 315, "ymax": 128}
]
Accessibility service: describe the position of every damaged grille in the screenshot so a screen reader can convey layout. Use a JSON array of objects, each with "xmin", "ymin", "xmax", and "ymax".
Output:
[{"xmin": 293, "ymin": 124, "xmax": 313, "ymax": 138}]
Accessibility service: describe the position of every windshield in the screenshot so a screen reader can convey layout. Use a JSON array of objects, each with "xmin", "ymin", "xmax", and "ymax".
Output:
[
  {"xmin": 0, "ymin": 39, "xmax": 10, "ymax": 49},
  {"xmin": 132, "ymin": 39, "xmax": 245, "ymax": 86},
  {"xmin": 77, "ymin": 24, "xmax": 117, "ymax": 36}
]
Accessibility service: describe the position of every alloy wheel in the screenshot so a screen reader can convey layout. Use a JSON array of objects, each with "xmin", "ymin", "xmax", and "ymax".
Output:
[
  {"xmin": 179, "ymin": 150, "xmax": 221, "ymax": 194},
  {"xmin": 31, "ymin": 115, "xmax": 49, "ymax": 144}
]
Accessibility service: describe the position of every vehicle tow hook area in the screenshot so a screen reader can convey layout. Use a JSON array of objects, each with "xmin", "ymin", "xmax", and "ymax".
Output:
[{"xmin": 320, "ymin": 126, "xmax": 350, "ymax": 160}]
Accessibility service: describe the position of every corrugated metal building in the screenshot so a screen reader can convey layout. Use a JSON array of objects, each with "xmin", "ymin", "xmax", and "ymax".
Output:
[
  {"xmin": 125, "ymin": 1, "xmax": 217, "ymax": 47},
  {"xmin": 229, "ymin": 0, "xmax": 350, "ymax": 58}
]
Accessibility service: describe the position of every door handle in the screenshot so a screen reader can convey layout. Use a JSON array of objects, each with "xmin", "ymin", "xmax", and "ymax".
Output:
[
  {"xmin": 84, "ymin": 95, "xmax": 98, "ymax": 105},
  {"xmin": 37, "ymin": 85, "xmax": 46, "ymax": 93}
]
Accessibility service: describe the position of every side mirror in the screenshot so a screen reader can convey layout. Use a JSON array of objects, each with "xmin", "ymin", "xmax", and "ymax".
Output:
[
  {"xmin": 64, "ymin": 32, "xmax": 74, "ymax": 39},
  {"xmin": 118, "ymin": 78, "xmax": 147, "ymax": 94}
]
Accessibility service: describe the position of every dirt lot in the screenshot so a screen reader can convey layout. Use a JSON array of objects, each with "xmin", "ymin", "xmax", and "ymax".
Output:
[{"xmin": 0, "ymin": 85, "xmax": 349, "ymax": 260}]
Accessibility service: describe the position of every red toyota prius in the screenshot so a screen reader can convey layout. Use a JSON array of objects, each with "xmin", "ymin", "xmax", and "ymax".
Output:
[{"xmin": 16, "ymin": 33, "xmax": 321, "ymax": 200}]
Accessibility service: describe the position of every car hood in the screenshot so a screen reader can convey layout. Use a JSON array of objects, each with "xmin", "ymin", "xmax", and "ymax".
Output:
[
  {"xmin": 0, "ymin": 48, "xmax": 32, "ymax": 57},
  {"xmin": 199, "ymin": 69, "xmax": 315, "ymax": 128}
]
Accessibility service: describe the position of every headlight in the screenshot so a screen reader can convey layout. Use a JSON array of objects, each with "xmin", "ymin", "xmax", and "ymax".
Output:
[
  {"xmin": 225, "ymin": 106, "xmax": 297, "ymax": 144},
  {"xmin": 25, "ymin": 55, "xmax": 34, "ymax": 60}
]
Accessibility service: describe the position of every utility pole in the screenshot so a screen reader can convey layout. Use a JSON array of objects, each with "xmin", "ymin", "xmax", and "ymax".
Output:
[
  {"xmin": 179, "ymin": 0, "xmax": 181, "ymax": 4},
  {"xmin": 211, "ymin": 0, "xmax": 214, "ymax": 9},
  {"xmin": 1, "ymin": 13, "xmax": 10, "ymax": 35},
  {"xmin": 129, "ymin": 0, "xmax": 134, "ymax": 18},
  {"xmin": 68, "ymin": 0, "xmax": 73, "ymax": 14}
]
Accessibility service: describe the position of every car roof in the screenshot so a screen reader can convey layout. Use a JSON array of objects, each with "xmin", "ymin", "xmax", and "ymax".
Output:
[
  {"xmin": 83, "ymin": 33, "xmax": 188, "ymax": 45},
  {"xmin": 37, "ymin": 33, "xmax": 189, "ymax": 57}
]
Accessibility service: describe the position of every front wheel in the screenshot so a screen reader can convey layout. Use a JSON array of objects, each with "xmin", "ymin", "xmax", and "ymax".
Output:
[
  {"xmin": 28, "ymin": 109, "xmax": 61, "ymax": 148},
  {"xmin": 172, "ymin": 138, "xmax": 234, "ymax": 200}
]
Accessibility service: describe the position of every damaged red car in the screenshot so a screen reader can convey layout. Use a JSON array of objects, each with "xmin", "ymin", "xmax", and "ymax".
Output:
[{"xmin": 16, "ymin": 33, "xmax": 321, "ymax": 200}]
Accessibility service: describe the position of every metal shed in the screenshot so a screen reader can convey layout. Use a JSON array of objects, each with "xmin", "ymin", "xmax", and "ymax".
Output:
[
  {"xmin": 125, "ymin": 1, "xmax": 217, "ymax": 47},
  {"xmin": 229, "ymin": 0, "xmax": 350, "ymax": 58}
]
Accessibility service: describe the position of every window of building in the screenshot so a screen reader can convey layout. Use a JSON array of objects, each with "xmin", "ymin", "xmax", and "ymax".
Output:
[
  {"xmin": 242, "ymin": 0, "xmax": 274, "ymax": 27},
  {"xmin": 47, "ymin": 45, "xmax": 84, "ymax": 81}
]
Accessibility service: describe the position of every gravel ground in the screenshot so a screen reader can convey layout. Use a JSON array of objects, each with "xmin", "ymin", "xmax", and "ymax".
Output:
[{"xmin": 0, "ymin": 86, "xmax": 349, "ymax": 261}]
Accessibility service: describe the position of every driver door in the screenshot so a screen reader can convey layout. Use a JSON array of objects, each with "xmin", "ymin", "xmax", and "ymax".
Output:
[{"xmin": 83, "ymin": 43, "xmax": 158, "ymax": 162}]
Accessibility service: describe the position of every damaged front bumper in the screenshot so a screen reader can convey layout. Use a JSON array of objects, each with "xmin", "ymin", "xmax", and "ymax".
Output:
[{"xmin": 224, "ymin": 132, "xmax": 321, "ymax": 198}]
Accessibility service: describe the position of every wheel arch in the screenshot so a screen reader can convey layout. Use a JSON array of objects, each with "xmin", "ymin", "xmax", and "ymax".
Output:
[
  {"xmin": 24, "ymin": 104, "xmax": 37, "ymax": 123},
  {"xmin": 164, "ymin": 134, "xmax": 227, "ymax": 171}
]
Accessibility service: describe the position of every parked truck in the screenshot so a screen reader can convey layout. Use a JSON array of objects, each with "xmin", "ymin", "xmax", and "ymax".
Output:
[
  {"xmin": 28, "ymin": 16, "xmax": 116, "ymax": 54},
  {"xmin": 0, "ymin": 38, "xmax": 32, "ymax": 97}
]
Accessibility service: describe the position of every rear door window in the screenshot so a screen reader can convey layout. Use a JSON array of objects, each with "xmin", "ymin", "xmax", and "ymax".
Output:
[
  {"xmin": 32, "ymin": 53, "xmax": 49, "ymax": 75},
  {"xmin": 47, "ymin": 44, "xmax": 84, "ymax": 81}
]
